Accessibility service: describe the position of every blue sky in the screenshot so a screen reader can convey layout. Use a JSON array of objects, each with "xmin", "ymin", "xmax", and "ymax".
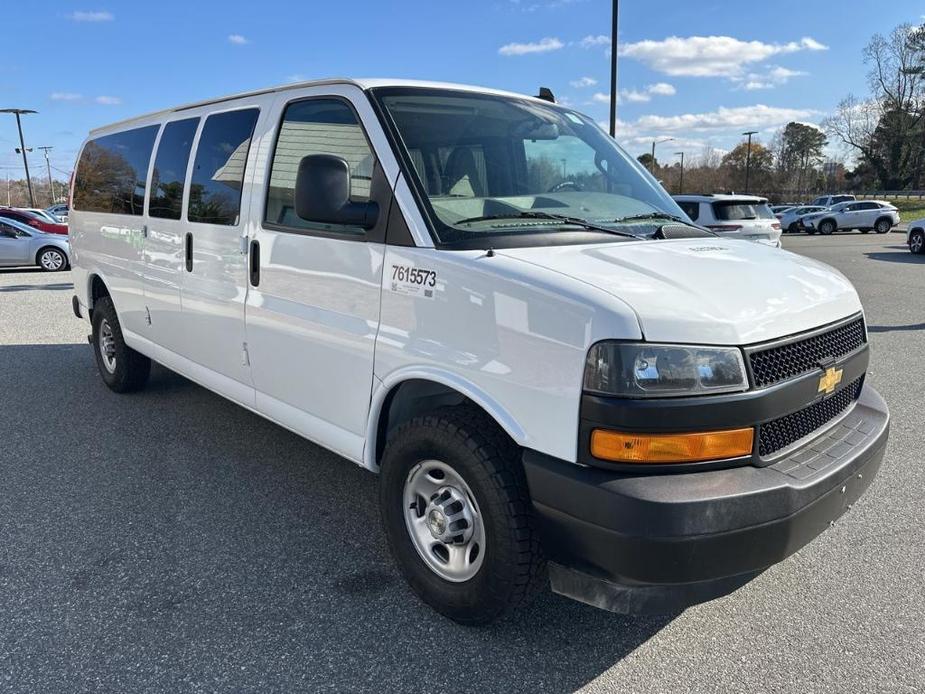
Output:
[{"xmin": 1, "ymin": 0, "xmax": 921, "ymax": 182}]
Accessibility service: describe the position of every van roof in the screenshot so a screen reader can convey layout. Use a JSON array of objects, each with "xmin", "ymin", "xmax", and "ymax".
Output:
[{"xmin": 88, "ymin": 78, "xmax": 551, "ymax": 136}]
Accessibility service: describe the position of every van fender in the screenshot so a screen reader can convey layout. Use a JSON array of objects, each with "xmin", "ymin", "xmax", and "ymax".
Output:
[
  {"xmin": 85, "ymin": 268, "xmax": 116, "ymax": 310},
  {"xmin": 363, "ymin": 365, "xmax": 528, "ymax": 472}
]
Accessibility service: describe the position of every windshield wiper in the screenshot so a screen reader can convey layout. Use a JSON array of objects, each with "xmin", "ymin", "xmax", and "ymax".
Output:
[
  {"xmin": 454, "ymin": 211, "xmax": 642, "ymax": 239},
  {"xmin": 610, "ymin": 211, "xmax": 690, "ymax": 225}
]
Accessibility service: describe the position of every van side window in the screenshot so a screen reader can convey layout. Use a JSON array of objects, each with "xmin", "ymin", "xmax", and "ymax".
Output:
[
  {"xmin": 73, "ymin": 125, "xmax": 159, "ymax": 215},
  {"xmin": 188, "ymin": 108, "xmax": 259, "ymax": 226},
  {"xmin": 265, "ymin": 98, "xmax": 374, "ymax": 235},
  {"xmin": 149, "ymin": 117, "xmax": 199, "ymax": 220}
]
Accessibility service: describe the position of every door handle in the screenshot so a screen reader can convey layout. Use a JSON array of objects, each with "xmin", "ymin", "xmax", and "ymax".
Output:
[
  {"xmin": 249, "ymin": 240, "xmax": 260, "ymax": 287},
  {"xmin": 185, "ymin": 232, "xmax": 193, "ymax": 272}
]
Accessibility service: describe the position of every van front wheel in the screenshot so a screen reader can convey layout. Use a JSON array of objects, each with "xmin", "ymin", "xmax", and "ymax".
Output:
[
  {"xmin": 379, "ymin": 407, "xmax": 545, "ymax": 624},
  {"xmin": 91, "ymin": 297, "xmax": 151, "ymax": 393}
]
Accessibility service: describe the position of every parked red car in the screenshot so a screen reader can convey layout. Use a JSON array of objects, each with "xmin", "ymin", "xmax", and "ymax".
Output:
[{"xmin": 0, "ymin": 207, "xmax": 68, "ymax": 235}]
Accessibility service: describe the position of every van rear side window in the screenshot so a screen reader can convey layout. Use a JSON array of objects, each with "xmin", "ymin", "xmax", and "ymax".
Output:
[
  {"xmin": 188, "ymin": 108, "xmax": 259, "ymax": 226},
  {"xmin": 149, "ymin": 117, "xmax": 200, "ymax": 220},
  {"xmin": 73, "ymin": 125, "xmax": 159, "ymax": 215}
]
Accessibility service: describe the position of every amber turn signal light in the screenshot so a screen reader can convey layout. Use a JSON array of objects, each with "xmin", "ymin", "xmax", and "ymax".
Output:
[{"xmin": 590, "ymin": 428, "xmax": 754, "ymax": 464}]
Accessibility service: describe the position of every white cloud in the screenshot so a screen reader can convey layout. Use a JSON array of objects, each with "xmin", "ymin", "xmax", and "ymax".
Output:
[
  {"xmin": 50, "ymin": 92, "xmax": 82, "ymax": 101},
  {"xmin": 621, "ymin": 89, "xmax": 651, "ymax": 103},
  {"xmin": 593, "ymin": 83, "xmax": 676, "ymax": 105},
  {"xmin": 647, "ymin": 82, "xmax": 676, "ymax": 96},
  {"xmin": 580, "ymin": 34, "xmax": 610, "ymax": 48},
  {"xmin": 498, "ymin": 37, "xmax": 563, "ymax": 55},
  {"xmin": 738, "ymin": 66, "xmax": 807, "ymax": 90},
  {"xmin": 94, "ymin": 96, "xmax": 121, "ymax": 105},
  {"xmin": 620, "ymin": 35, "xmax": 828, "ymax": 78},
  {"xmin": 69, "ymin": 10, "xmax": 114, "ymax": 22},
  {"xmin": 570, "ymin": 76, "xmax": 597, "ymax": 88},
  {"xmin": 228, "ymin": 34, "xmax": 249, "ymax": 45},
  {"xmin": 635, "ymin": 104, "xmax": 820, "ymax": 133}
]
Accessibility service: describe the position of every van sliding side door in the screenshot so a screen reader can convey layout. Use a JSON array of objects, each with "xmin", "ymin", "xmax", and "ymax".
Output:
[{"xmin": 174, "ymin": 98, "xmax": 272, "ymax": 404}]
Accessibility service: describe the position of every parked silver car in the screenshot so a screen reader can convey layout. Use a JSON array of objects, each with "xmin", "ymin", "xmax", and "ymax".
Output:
[{"xmin": 0, "ymin": 216, "xmax": 70, "ymax": 271}]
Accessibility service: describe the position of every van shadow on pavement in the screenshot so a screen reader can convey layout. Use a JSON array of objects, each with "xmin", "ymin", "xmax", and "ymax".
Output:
[{"xmin": 0, "ymin": 343, "xmax": 674, "ymax": 693}]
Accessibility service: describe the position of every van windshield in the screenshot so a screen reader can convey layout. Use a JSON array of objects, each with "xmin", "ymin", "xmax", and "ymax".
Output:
[{"xmin": 371, "ymin": 87, "xmax": 686, "ymax": 246}]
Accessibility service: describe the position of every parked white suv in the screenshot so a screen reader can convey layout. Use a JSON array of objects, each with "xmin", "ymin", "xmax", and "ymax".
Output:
[
  {"xmin": 778, "ymin": 205, "xmax": 826, "ymax": 233},
  {"xmin": 811, "ymin": 194, "xmax": 855, "ymax": 207},
  {"xmin": 673, "ymin": 194, "xmax": 782, "ymax": 247},
  {"xmin": 68, "ymin": 78, "xmax": 888, "ymax": 624},
  {"xmin": 801, "ymin": 200, "xmax": 900, "ymax": 235},
  {"xmin": 908, "ymin": 219, "xmax": 924, "ymax": 254}
]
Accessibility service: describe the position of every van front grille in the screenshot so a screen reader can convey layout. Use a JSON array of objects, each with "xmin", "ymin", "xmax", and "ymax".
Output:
[
  {"xmin": 758, "ymin": 377, "xmax": 864, "ymax": 457},
  {"xmin": 748, "ymin": 318, "xmax": 866, "ymax": 388}
]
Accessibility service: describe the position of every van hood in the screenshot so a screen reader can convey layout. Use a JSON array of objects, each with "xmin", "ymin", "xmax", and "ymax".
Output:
[{"xmin": 499, "ymin": 238, "xmax": 861, "ymax": 345}]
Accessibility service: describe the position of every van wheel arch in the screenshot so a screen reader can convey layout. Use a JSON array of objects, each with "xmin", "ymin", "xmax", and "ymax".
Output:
[
  {"xmin": 88, "ymin": 274, "xmax": 111, "ymax": 318},
  {"xmin": 373, "ymin": 379, "xmax": 518, "ymax": 470}
]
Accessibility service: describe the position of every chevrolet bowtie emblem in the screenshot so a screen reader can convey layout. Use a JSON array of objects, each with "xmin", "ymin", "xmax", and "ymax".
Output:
[{"xmin": 817, "ymin": 366, "xmax": 844, "ymax": 395}]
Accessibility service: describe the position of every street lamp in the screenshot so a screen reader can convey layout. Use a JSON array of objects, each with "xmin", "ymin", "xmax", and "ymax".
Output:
[
  {"xmin": 650, "ymin": 137, "xmax": 673, "ymax": 174},
  {"xmin": 608, "ymin": 0, "xmax": 620, "ymax": 138},
  {"xmin": 674, "ymin": 151, "xmax": 685, "ymax": 194},
  {"xmin": 742, "ymin": 130, "xmax": 758, "ymax": 194},
  {"xmin": 1, "ymin": 108, "xmax": 38, "ymax": 207}
]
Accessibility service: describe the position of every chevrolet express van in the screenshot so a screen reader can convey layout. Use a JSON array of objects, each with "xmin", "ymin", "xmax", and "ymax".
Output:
[{"xmin": 69, "ymin": 79, "xmax": 889, "ymax": 624}]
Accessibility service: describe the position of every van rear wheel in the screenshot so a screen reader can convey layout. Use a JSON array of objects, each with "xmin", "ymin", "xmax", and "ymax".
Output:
[
  {"xmin": 91, "ymin": 297, "xmax": 151, "ymax": 393},
  {"xmin": 379, "ymin": 406, "xmax": 545, "ymax": 624}
]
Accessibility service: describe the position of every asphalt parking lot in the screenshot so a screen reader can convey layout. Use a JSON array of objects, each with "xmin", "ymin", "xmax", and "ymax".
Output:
[{"xmin": 1, "ymin": 233, "xmax": 922, "ymax": 693}]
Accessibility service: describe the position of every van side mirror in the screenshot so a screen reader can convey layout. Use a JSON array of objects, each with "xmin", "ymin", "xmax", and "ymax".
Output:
[{"xmin": 294, "ymin": 154, "xmax": 379, "ymax": 230}]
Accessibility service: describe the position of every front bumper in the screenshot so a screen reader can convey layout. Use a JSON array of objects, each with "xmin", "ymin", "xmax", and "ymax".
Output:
[{"xmin": 523, "ymin": 383, "xmax": 889, "ymax": 614}]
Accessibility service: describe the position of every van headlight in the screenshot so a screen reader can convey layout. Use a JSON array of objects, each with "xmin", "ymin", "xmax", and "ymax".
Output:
[{"xmin": 583, "ymin": 342, "xmax": 748, "ymax": 397}]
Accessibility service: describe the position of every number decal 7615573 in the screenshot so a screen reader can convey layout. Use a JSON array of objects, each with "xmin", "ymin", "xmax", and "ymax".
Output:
[{"xmin": 391, "ymin": 264, "xmax": 437, "ymax": 288}]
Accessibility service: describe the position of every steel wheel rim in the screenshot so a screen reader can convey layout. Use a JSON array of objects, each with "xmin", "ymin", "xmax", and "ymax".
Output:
[
  {"xmin": 403, "ymin": 460, "xmax": 486, "ymax": 583},
  {"xmin": 877, "ymin": 220, "xmax": 889, "ymax": 233},
  {"xmin": 40, "ymin": 250, "xmax": 63, "ymax": 270},
  {"xmin": 98, "ymin": 318, "xmax": 117, "ymax": 374},
  {"xmin": 912, "ymin": 234, "xmax": 924, "ymax": 253}
]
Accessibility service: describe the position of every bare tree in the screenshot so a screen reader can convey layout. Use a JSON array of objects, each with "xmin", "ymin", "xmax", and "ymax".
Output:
[{"xmin": 824, "ymin": 23, "xmax": 925, "ymax": 189}]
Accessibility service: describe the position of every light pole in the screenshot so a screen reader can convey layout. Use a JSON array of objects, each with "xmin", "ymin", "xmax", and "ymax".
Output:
[
  {"xmin": 742, "ymin": 130, "xmax": 758, "ymax": 194},
  {"xmin": 1, "ymin": 108, "xmax": 38, "ymax": 207},
  {"xmin": 650, "ymin": 137, "xmax": 673, "ymax": 174},
  {"xmin": 674, "ymin": 151, "xmax": 685, "ymax": 194},
  {"xmin": 608, "ymin": 0, "xmax": 619, "ymax": 137},
  {"xmin": 38, "ymin": 146, "xmax": 55, "ymax": 204}
]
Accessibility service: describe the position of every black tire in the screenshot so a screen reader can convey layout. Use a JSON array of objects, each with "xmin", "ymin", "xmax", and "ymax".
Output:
[
  {"xmin": 874, "ymin": 218, "xmax": 892, "ymax": 234},
  {"xmin": 788, "ymin": 222, "xmax": 799, "ymax": 234},
  {"xmin": 90, "ymin": 296, "xmax": 151, "ymax": 393},
  {"xmin": 819, "ymin": 219, "xmax": 836, "ymax": 235},
  {"xmin": 910, "ymin": 230, "xmax": 925, "ymax": 255},
  {"xmin": 35, "ymin": 246, "xmax": 68, "ymax": 272},
  {"xmin": 379, "ymin": 406, "xmax": 545, "ymax": 625}
]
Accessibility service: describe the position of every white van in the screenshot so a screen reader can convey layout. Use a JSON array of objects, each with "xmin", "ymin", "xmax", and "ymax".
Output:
[{"xmin": 69, "ymin": 79, "xmax": 889, "ymax": 624}]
